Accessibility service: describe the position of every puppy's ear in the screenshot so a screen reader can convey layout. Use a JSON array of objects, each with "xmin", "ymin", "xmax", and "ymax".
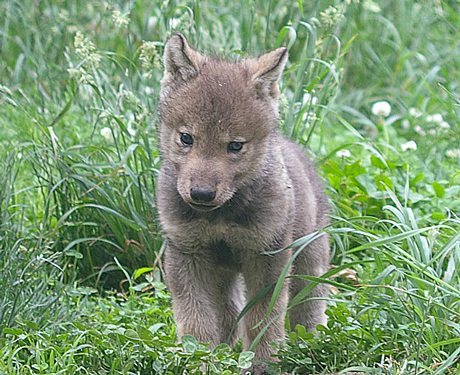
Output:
[
  {"xmin": 248, "ymin": 47, "xmax": 288, "ymax": 99},
  {"xmin": 162, "ymin": 33, "xmax": 205, "ymax": 89}
]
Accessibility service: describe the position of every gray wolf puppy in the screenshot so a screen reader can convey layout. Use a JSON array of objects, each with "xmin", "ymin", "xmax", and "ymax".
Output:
[{"xmin": 157, "ymin": 33, "xmax": 329, "ymax": 374}]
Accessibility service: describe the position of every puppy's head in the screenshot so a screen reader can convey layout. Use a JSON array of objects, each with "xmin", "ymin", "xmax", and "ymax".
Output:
[{"xmin": 158, "ymin": 34, "xmax": 288, "ymax": 211}]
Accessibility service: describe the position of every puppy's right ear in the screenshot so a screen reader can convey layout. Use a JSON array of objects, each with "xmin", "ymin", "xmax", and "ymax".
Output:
[
  {"xmin": 162, "ymin": 33, "xmax": 205, "ymax": 88},
  {"xmin": 249, "ymin": 47, "xmax": 288, "ymax": 100}
]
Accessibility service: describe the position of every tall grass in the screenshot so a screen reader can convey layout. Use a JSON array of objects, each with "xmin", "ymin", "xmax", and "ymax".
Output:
[
  {"xmin": 0, "ymin": 0, "xmax": 348, "ymax": 285},
  {"xmin": 0, "ymin": 150, "xmax": 69, "ymax": 335}
]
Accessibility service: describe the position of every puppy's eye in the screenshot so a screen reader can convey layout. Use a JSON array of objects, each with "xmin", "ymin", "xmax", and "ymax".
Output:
[
  {"xmin": 180, "ymin": 133, "xmax": 193, "ymax": 146},
  {"xmin": 228, "ymin": 142, "xmax": 244, "ymax": 153}
]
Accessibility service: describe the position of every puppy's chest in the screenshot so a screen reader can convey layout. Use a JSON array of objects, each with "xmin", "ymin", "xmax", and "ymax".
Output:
[
  {"xmin": 198, "ymin": 222, "xmax": 254, "ymax": 267},
  {"xmin": 207, "ymin": 239, "xmax": 242, "ymax": 269},
  {"xmin": 172, "ymin": 219, "xmax": 269, "ymax": 268}
]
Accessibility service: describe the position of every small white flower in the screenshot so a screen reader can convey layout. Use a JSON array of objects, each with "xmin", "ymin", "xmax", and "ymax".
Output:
[
  {"xmin": 17, "ymin": 152, "xmax": 22, "ymax": 159},
  {"xmin": 170, "ymin": 18, "xmax": 181, "ymax": 28},
  {"xmin": 147, "ymin": 16, "xmax": 157, "ymax": 29},
  {"xmin": 428, "ymin": 129, "xmax": 436, "ymax": 135},
  {"xmin": 446, "ymin": 149, "xmax": 459, "ymax": 158},
  {"xmin": 401, "ymin": 119, "xmax": 410, "ymax": 130},
  {"xmin": 336, "ymin": 149, "xmax": 351, "ymax": 158},
  {"xmin": 302, "ymin": 111, "xmax": 317, "ymax": 123},
  {"xmin": 363, "ymin": 0, "xmax": 381, "ymax": 12},
  {"xmin": 401, "ymin": 140, "xmax": 417, "ymax": 151},
  {"xmin": 426, "ymin": 115, "xmax": 433, "ymax": 123},
  {"xmin": 432, "ymin": 113, "xmax": 443, "ymax": 123},
  {"xmin": 101, "ymin": 127, "xmax": 112, "ymax": 141},
  {"xmin": 414, "ymin": 125, "xmax": 426, "ymax": 136},
  {"xmin": 127, "ymin": 125, "xmax": 136, "ymax": 136},
  {"xmin": 409, "ymin": 107, "xmax": 422, "ymax": 118},
  {"xmin": 440, "ymin": 121, "xmax": 450, "ymax": 129},
  {"xmin": 371, "ymin": 101, "xmax": 391, "ymax": 117},
  {"xmin": 302, "ymin": 92, "xmax": 318, "ymax": 106}
]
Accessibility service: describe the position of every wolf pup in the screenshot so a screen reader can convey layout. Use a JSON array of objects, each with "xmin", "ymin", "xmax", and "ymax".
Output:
[{"xmin": 157, "ymin": 33, "xmax": 330, "ymax": 374}]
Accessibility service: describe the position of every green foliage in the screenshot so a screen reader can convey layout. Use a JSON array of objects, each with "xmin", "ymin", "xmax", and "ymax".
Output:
[
  {"xmin": 274, "ymin": 192, "xmax": 460, "ymax": 373},
  {"xmin": 0, "ymin": 150, "xmax": 69, "ymax": 335},
  {"xmin": 0, "ymin": 290, "xmax": 252, "ymax": 374},
  {"xmin": 0, "ymin": 0, "xmax": 459, "ymax": 373}
]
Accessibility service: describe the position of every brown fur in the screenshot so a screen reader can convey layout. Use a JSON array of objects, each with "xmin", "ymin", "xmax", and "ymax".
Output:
[{"xmin": 157, "ymin": 33, "xmax": 330, "ymax": 375}]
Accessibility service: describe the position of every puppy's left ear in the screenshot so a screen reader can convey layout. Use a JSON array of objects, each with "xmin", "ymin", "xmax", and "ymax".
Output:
[{"xmin": 249, "ymin": 47, "xmax": 288, "ymax": 99}]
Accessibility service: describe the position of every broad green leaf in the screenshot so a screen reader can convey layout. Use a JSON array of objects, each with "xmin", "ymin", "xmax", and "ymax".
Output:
[
  {"xmin": 238, "ymin": 351, "xmax": 255, "ymax": 369},
  {"xmin": 181, "ymin": 334, "xmax": 198, "ymax": 353},
  {"xmin": 432, "ymin": 181, "xmax": 445, "ymax": 198}
]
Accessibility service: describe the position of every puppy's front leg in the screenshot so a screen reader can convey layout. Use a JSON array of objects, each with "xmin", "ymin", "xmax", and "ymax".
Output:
[
  {"xmin": 164, "ymin": 243, "xmax": 242, "ymax": 346},
  {"xmin": 242, "ymin": 250, "xmax": 291, "ymax": 375}
]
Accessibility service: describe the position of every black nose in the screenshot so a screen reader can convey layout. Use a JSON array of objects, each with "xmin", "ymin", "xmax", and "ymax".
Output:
[{"xmin": 190, "ymin": 187, "xmax": 216, "ymax": 203}]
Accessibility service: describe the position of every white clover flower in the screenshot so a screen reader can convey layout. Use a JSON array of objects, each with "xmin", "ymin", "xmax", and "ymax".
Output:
[
  {"xmin": 414, "ymin": 125, "xmax": 426, "ymax": 136},
  {"xmin": 408, "ymin": 107, "xmax": 422, "ymax": 118},
  {"xmin": 127, "ymin": 124, "xmax": 136, "ymax": 136},
  {"xmin": 170, "ymin": 18, "xmax": 181, "ymax": 28},
  {"xmin": 302, "ymin": 111, "xmax": 317, "ymax": 125},
  {"xmin": 401, "ymin": 140, "xmax": 417, "ymax": 151},
  {"xmin": 432, "ymin": 113, "xmax": 443, "ymax": 123},
  {"xmin": 440, "ymin": 121, "xmax": 450, "ymax": 129},
  {"xmin": 363, "ymin": 0, "xmax": 381, "ymax": 12},
  {"xmin": 101, "ymin": 127, "xmax": 112, "ymax": 141},
  {"xmin": 446, "ymin": 149, "xmax": 459, "ymax": 158},
  {"xmin": 401, "ymin": 119, "xmax": 410, "ymax": 130},
  {"xmin": 336, "ymin": 149, "xmax": 351, "ymax": 158},
  {"xmin": 147, "ymin": 16, "xmax": 157, "ymax": 29},
  {"xmin": 371, "ymin": 101, "xmax": 391, "ymax": 117},
  {"xmin": 302, "ymin": 92, "xmax": 318, "ymax": 106}
]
